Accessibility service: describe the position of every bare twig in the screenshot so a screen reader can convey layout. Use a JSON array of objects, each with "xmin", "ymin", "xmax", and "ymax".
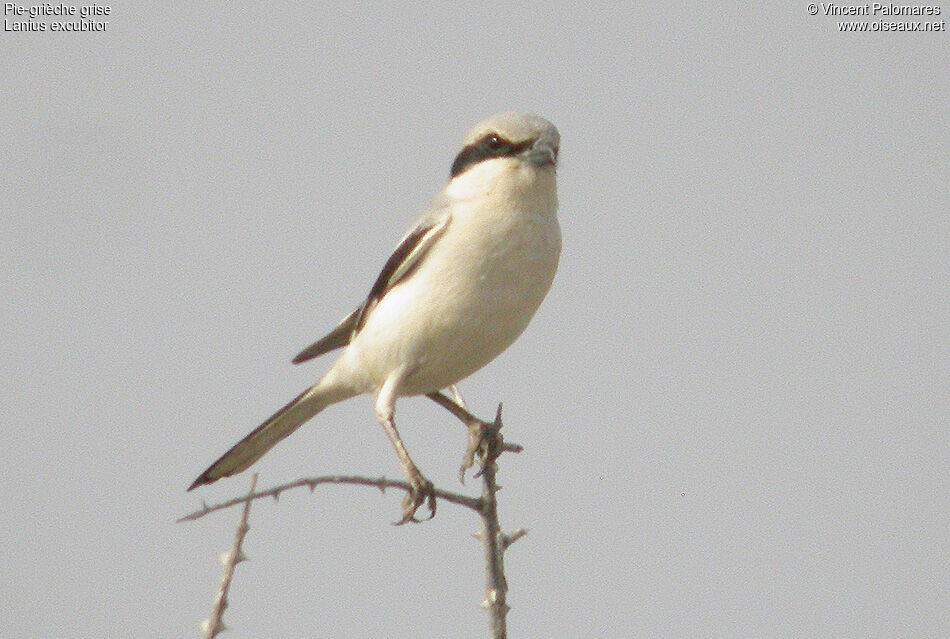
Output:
[
  {"xmin": 182, "ymin": 403, "xmax": 525, "ymax": 639},
  {"xmin": 200, "ymin": 473, "xmax": 257, "ymax": 639},
  {"xmin": 179, "ymin": 474, "xmax": 480, "ymax": 523},
  {"xmin": 475, "ymin": 404, "xmax": 515, "ymax": 639}
]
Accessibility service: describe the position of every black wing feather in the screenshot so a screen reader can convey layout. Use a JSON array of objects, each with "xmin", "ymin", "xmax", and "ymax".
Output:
[
  {"xmin": 292, "ymin": 220, "xmax": 444, "ymax": 365},
  {"xmin": 292, "ymin": 307, "xmax": 360, "ymax": 364},
  {"xmin": 352, "ymin": 224, "xmax": 433, "ymax": 332}
]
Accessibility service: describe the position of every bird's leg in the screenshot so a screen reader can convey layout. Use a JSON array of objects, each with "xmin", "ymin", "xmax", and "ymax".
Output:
[
  {"xmin": 433, "ymin": 386, "xmax": 484, "ymax": 478},
  {"xmin": 380, "ymin": 414, "xmax": 435, "ymax": 524},
  {"xmin": 427, "ymin": 389, "xmax": 496, "ymax": 483},
  {"xmin": 377, "ymin": 376, "xmax": 435, "ymax": 524},
  {"xmin": 449, "ymin": 384, "xmax": 467, "ymax": 409}
]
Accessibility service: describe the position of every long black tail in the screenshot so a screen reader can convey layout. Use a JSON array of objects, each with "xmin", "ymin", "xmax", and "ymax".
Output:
[{"xmin": 188, "ymin": 384, "xmax": 329, "ymax": 491}]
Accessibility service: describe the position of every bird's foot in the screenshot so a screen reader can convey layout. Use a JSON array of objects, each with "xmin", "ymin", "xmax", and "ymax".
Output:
[
  {"xmin": 459, "ymin": 419, "xmax": 490, "ymax": 483},
  {"xmin": 459, "ymin": 403, "xmax": 511, "ymax": 483},
  {"xmin": 395, "ymin": 470, "xmax": 436, "ymax": 525}
]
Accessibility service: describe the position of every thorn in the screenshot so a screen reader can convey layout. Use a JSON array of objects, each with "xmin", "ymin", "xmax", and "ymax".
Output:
[
  {"xmin": 200, "ymin": 618, "xmax": 227, "ymax": 634},
  {"xmin": 503, "ymin": 528, "xmax": 528, "ymax": 548},
  {"xmin": 218, "ymin": 549, "xmax": 249, "ymax": 566},
  {"xmin": 272, "ymin": 492, "xmax": 279, "ymax": 502},
  {"xmin": 485, "ymin": 588, "xmax": 500, "ymax": 605}
]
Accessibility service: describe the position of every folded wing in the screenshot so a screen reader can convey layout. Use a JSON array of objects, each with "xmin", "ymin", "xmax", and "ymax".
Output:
[{"xmin": 292, "ymin": 212, "xmax": 451, "ymax": 364}]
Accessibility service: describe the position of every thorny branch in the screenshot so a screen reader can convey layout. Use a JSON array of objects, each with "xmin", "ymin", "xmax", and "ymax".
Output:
[
  {"xmin": 178, "ymin": 474, "xmax": 480, "ymax": 522},
  {"xmin": 182, "ymin": 403, "xmax": 525, "ymax": 639},
  {"xmin": 472, "ymin": 404, "xmax": 520, "ymax": 639},
  {"xmin": 200, "ymin": 473, "xmax": 257, "ymax": 639}
]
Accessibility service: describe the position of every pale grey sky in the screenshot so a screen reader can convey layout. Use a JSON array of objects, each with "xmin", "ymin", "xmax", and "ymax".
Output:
[{"xmin": 2, "ymin": 4, "xmax": 946, "ymax": 638}]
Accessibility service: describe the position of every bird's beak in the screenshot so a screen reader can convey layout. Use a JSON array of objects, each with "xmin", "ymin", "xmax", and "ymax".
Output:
[{"xmin": 520, "ymin": 137, "xmax": 558, "ymax": 169}]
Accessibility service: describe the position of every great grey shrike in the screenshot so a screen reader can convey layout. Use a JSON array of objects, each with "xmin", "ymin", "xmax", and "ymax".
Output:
[{"xmin": 189, "ymin": 112, "xmax": 561, "ymax": 522}]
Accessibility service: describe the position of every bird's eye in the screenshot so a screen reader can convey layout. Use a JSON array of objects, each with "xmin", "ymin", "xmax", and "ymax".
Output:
[{"xmin": 485, "ymin": 135, "xmax": 504, "ymax": 149}]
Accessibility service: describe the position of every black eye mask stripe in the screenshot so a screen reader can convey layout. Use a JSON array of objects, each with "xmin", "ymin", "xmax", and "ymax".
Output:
[{"xmin": 449, "ymin": 135, "xmax": 534, "ymax": 178}]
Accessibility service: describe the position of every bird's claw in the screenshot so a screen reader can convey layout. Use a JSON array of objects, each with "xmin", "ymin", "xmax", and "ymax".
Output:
[
  {"xmin": 458, "ymin": 403, "xmax": 505, "ymax": 483},
  {"xmin": 459, "ymin": 419, "xmax": 490, "ymax": 483},
  {"xmin": 395, "ymin": 473, "xmax": 436, "ymax": 525}
]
